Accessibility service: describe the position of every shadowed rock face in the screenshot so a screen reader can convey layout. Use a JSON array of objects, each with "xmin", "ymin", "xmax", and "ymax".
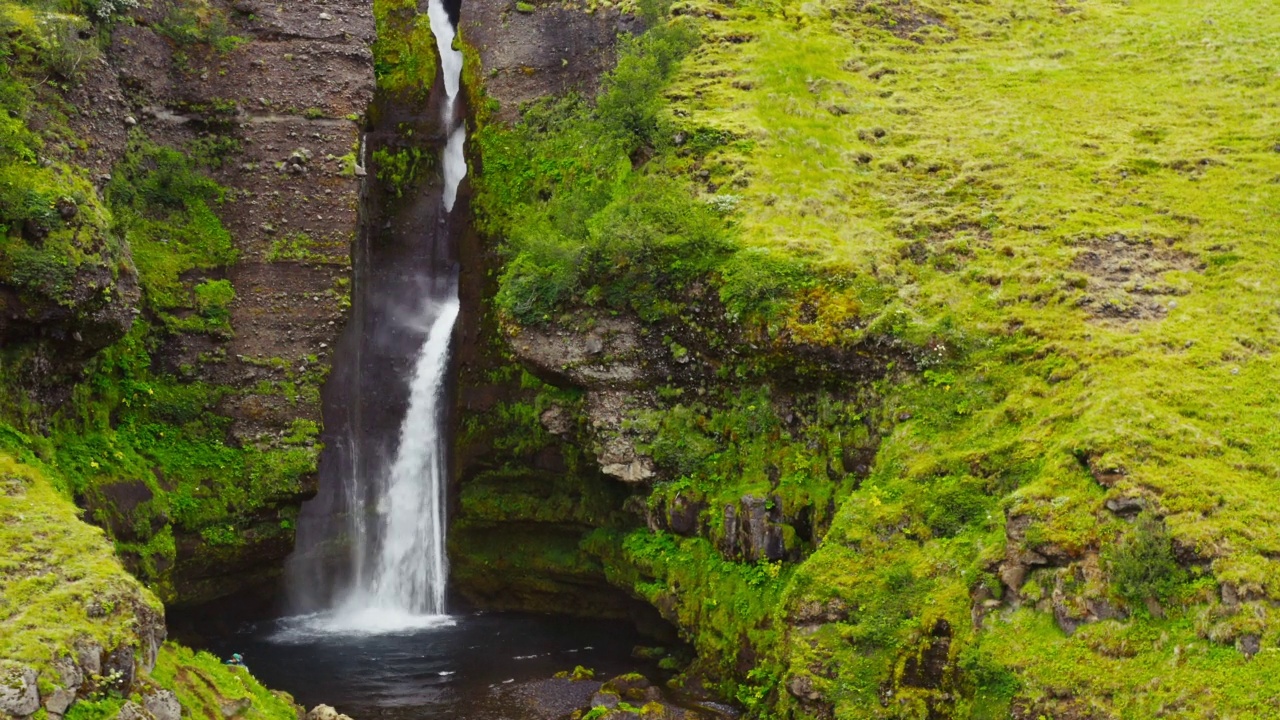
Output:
[{"xmin": 126, "ymin": 0, "xmax": 374, "ymax": 606}]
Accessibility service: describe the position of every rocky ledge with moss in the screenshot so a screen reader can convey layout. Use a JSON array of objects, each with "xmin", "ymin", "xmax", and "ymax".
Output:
[{"xmin": 0, "ymin": 449, "xmax": 326, "ymax": 720}]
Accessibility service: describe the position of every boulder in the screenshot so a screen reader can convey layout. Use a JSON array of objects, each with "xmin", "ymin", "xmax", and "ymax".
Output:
[
  {"xmin": 0, "ymin": 662, "xmax": 40, "ymax": 718},
  {"xmin": 53, "ymin": 656, "xmax": 82, "ymax": 690},
  {"xmin": 103, "ymin": 647, "xmax": 136, "ymax": 692},
  {"xmin": 666, "ymin": 494, "xmax": 703, "ymax": 536},
  {"xmin": 306, "ymin": 705, "xmax": 340, "ymax": 720},
  {"xmin": 75, "ymin": 640, "xmax": 103, "ymax": 677}
]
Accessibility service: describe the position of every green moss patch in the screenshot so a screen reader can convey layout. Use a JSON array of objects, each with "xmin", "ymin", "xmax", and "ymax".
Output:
[{"xmin": 0, "ymin": 450, "xmax": 162, "ymax": 686}]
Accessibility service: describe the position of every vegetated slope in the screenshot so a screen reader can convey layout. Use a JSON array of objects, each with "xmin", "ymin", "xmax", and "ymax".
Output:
[
  {"xmin": 0, "ymin": 448, "xmax": 302, "ymax": 720},
  {"xmin": 469, "ymin": 0, "xmax": 1280, "ymax": 716}
]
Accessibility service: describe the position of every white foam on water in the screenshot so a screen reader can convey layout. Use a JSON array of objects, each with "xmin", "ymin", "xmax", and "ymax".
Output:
[{"xmin": 269, "ymin": 610, "xmax": 457, "ymax": 643}]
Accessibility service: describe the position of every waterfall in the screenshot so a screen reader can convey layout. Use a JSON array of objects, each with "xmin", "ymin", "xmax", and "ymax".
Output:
[
  {"xmin": 322, "ymin": 295, "xmax": 459, "ymax": 632},
  {"xmin": 282, "ymin": 0, "xmax": 466, "ymax": 636}
]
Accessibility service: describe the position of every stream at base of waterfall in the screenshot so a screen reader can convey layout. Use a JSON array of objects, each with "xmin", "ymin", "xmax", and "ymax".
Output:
[{"xmin": 200, "ymin": 612, "xmax": 661, "ymax": 720}]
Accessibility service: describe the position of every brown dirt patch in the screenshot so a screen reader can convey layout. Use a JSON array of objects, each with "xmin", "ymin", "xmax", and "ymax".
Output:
[
  {"xmin": 850, "ymin": 0, "xmax": 952, "ymax": 42},
  {"xmin": 1070, "ymin": 234, "xmax": 1203, "ymax": 322}
]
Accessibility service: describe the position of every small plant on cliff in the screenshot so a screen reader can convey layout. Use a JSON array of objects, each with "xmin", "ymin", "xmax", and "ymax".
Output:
[
  {"xmin": 86, "ymin": 0, "xmax": 139, "ymax": 20},
  {"xmin": 1104, "ymin": 513, "xmax": 1186, "ymax": 606}
]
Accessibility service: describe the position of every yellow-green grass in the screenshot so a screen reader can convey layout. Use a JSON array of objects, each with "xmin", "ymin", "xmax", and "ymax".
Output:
[
  {"xmin": 151, "ymin": 644, "xmax": 299, "ymax": 720},
  {"xmin": 0, "ymin": 450, "xmax": 162, "ymax": 687},
  {"xmin": 646, "ymin": 0, "xmax": 1280, "ymax": 713},
  {"xmin": 672, "ymin": 0, "xmax": 1280, "ymax": 600}
]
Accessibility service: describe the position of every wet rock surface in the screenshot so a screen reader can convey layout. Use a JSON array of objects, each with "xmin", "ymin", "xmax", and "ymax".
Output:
[{"xmin": 456, "ymin": 672, "xmax": 735, "ymax": 720}]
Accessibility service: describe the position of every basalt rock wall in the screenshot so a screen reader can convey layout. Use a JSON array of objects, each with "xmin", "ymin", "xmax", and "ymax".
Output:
[{"xmin": 0, "ymin": 0, "xmax": 374, "ymax": 607}]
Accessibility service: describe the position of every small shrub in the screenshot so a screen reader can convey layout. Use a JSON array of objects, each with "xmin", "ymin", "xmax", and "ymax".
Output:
[
  {"xmin": 1105, "ymin": 512, "xmax": 1186, "ymax": 604},
  {"xmin": 193, "ymin": 279, "xmax": 235, "ymax": 321}
]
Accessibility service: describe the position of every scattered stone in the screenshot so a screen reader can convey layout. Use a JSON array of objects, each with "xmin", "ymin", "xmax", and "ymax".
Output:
[
  {"xmin": 319, "ymin": 12, "xmax": 333, "ymax": 20},
  {"xmin": 116, "ymin": 701, "xmax": 150, "ymax": 720},
  {"xmin": 143, "ymin": 690, "xmax": 181, "ymax": 720}
]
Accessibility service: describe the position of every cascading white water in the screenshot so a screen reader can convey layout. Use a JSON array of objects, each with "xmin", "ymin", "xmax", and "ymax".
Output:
[
  {"xmin": 434, "ymin": 0, "xmax": 468, "ymax": 213},
  {"xmin": 442, "ymin": 125, "xmax": 467, "ymax": 212},
  {"xmin": 291, "ymin": 0, "xmax": 467, "ymax": 635},
  {"xmin": 326, "ymin": 296, "xmax": 460, "ymax": 632},
  {"xmin": 428, "ymin": 0, "xmax": 463, "ymax": 103}
]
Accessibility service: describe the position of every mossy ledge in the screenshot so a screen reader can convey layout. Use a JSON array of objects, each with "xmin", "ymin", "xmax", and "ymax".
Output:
[{"xmin": 0, "ymin": 449, "xmax": 301, "ymax": 720}]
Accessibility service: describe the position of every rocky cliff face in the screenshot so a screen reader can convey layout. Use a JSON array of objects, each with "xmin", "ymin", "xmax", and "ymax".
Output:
[{"xmin": 0, "ymin": 0, "xmax": 374, "ymax": 607}]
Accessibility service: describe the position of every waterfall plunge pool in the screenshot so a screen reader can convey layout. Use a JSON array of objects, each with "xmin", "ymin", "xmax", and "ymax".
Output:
[{"xmin": 193, "ymin": 611, "xmax": 660, "ymax": 719}]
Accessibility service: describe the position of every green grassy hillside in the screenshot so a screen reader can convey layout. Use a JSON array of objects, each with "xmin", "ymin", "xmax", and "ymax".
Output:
[{"xmin": 472, "ymin": 0, "xmax": 1280, "ymax": 716}]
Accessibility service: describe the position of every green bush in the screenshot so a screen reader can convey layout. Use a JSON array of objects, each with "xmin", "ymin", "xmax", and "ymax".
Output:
[
  {"xmin": 106, "ymin": 136, "xmax": 236, "ymax": 311},
  {"xmin": 595, "ymin": 20, "xmax": 700, "ymax": 147},
  {"xmin": 716, "ymin": 248, "xmax": 815, "ymax": 322},
  {"xmin": 478, "ymin": 15, "xmax": 726, "ymax": 325},
  {"xmin": 1104, "ymin": 513, "xmax": 1186, "ymax": 605}
]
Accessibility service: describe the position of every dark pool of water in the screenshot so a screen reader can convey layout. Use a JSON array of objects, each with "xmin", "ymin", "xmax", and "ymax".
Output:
[{"xmin": 196, "ymin": 611, "xmax": 657, "ymax": 719}]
